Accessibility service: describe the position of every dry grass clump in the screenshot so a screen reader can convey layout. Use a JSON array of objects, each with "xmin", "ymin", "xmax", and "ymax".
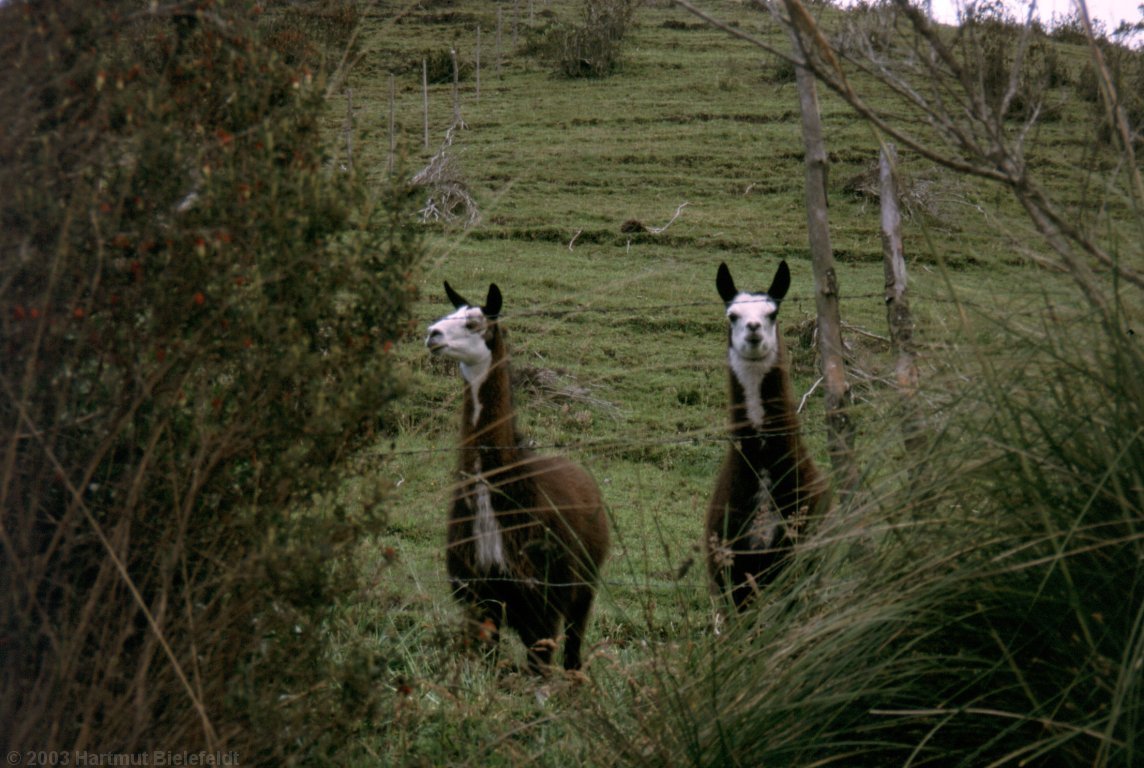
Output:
[
  {"xmin": 576, "ymin": 286, "xmax": 1142, "ymax": 766},
  {"xmin": 413, "ymin": 122, "xmax": 481, "ymax": 228}
]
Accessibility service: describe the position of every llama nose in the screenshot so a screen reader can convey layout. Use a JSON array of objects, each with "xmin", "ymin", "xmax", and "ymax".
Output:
[
  {"xmin": 426, "ymin": 328, "xmax": 443, "ymax": 349},
  {"xmin": 746, "ymin": 321, "xmax": 762, "ymax": 332}
]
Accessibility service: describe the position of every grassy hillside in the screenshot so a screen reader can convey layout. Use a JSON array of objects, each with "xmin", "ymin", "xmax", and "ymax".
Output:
[{"xmin": 311, "ymin": 1, "xmax": 1140, "ymax": 764}]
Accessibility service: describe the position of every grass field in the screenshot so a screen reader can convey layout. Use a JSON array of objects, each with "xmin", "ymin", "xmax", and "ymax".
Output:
[{"xmin": 309, "ymin": 2, "xmax": 1140, "ymax": 764}]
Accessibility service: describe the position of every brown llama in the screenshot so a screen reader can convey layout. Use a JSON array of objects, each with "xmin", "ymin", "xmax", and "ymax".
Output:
[
  {"xmin": 706, "ymin": 260, "xmax": 828, "ymax": 610},
  {"xmin": 425, "ymin": 281, "xmax": 610, "ymax": 671}
]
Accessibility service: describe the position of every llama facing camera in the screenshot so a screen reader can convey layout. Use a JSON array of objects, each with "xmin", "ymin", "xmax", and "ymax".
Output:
[
  {"xmin": 706, "ymin": 260, "xmax": 829, "ymax": 610},
  {"xmin": 426, "ymin": 281, "xmax": 610, "ymax": 672}
]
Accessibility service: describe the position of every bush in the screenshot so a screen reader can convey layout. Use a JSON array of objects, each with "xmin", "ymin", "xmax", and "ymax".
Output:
[
  {"xmin": 538, "ymin": 0, "xmax": 639, "ymax": 79},
  {"xmin": 261, "ymin": 0, "xmax": 362, "ymax": 70},
  {"xmin": 1077, "ymin": 42, "xmax": 1144, "ymax": 147},
  {"xmin": 421, "ymin": 46, "xmax": 473, "ymax": 85},
  {"xmin": 956, "ymin": 6, "xmax": 1069, "ymax": 122},
  {"xmin": 0, "ymin": 0, "xmax": 421, "ymax": 761}
]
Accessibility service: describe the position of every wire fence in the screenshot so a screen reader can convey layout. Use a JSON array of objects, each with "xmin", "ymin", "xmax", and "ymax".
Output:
[{"xmin": 392, "ymin": 284, "xmax": 1079, "ymax": 465}]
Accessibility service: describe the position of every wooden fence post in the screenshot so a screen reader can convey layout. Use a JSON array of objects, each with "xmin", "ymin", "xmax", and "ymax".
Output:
[
  {"xmin": 342, "ymin": 88, "xmax": 354, "ymax": 172},
  {"xmin": 422, "ymin": 58, "xmax": 429, "ymax": 148},
  {"xmin": 880, "ymin": 144, "xmax": 925, "ymax": 474},
  {"xmin": 387, "ymin": 74, "xmax": 395, "ymax": 175},
  {"xmin": 451, "ymin": 45, "xmax": 462, "ymax": 126},
  {"xmin": 496, "ymin": 8, "xmax": 503, "ymax": 79},
  {"xmin": 513, "ymin": 0, "xmax": 520, "ymax": 47}
]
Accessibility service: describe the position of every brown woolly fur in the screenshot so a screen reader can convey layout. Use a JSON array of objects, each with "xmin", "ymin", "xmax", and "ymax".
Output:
[
  {"xmin": 430, "ymin": 284, "xmax": 610, "ymax": 672},
  {"xmin": 706, "ymin": 262, "xmax": 828, "ymax": 610}
]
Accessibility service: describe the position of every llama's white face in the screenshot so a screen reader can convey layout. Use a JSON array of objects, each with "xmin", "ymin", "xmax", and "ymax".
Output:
[
  {"xmin": 717, "ymin": 261, "xmax": 790, "ymax": 369},
  {"xmin": 426, "ymin": 282, "xmax": 503, "ymax": 389},
  {"xmin": 725, "ymin": 294, "xmax": 781, "ymax": 367},
  {"xmin": 426, "ymin": 305, "xmax": 492, "ymax": 369}
]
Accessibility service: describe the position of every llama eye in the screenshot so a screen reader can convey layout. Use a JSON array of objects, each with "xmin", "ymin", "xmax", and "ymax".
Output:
[
  {"xmin": 465, "ymin": 319, "xmax": 482, "ymax": 332},
  {"xmin": 767, "ymin": 311, "xmax": 778, "ymax": 321},
  {"xmin": 728, "ymin": 313, "xmax": 740, "ymax": 324}
]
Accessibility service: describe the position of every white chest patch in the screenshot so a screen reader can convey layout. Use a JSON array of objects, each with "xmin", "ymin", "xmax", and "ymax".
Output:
[
  {"xmin": 747, "ymin": 474, "xmax": 780, "ymax": 551},
  {"xmin": 473, "ymin": 482, "xmax": 505, "ymax": 569},
  {"xmin": 470, "ymin": 460, "xmax": 505, "ymax": 570},
  {"xmin": 730, "ymin": 351, "xmax": 768, "ymax": 428},
  {"xmin": 461, "ymin": 359, "xmax": 490, "ymax": 427}
]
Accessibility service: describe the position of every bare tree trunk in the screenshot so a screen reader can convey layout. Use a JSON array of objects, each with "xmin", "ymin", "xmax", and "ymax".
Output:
[
  {"xmin": 785, "ymin": 7, "xmax": 859, "ymax": 503},
  {"xmin": 880, "ymin": 144, "xmax": 925, "ymax": 476}
]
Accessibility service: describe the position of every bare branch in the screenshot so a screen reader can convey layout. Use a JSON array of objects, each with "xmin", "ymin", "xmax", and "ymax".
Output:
[{"xmin": 648, "ymin": 201, "xmax": 689, "ymax": 234}]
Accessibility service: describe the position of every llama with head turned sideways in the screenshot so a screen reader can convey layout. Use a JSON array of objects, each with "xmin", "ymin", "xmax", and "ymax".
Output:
[
  {"xmin": 706, "ymin": 260, "xmax": 828, "ymax": 610},
  {"xmin": 425, "ymin": 281, "xmax": 610, "ymax": 672}
]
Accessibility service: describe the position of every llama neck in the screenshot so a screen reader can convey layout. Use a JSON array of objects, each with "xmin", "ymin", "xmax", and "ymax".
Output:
[
  {"xmin": 460, "ymin": 357, "xmax": 491, "ymax": 427},
  {"xmin": 729, "ymin": 350, "xmax": 770, "ymax": 430},
  {"xmin": 459, "ymin": 330, "xmax": 518, "ymax": 466},
  {"xmin": 727, "ymin": 347, "xmax": 793, "ymax": 438},
  {"xmin": 457, "ymin": 330, "xmax": 516, "ymax": 572}
]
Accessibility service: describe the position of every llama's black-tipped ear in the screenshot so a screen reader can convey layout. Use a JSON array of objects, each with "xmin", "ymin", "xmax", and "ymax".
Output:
[
  {"xmin": 444, "ymin": 281, "xmax": 470, "ymax": 309},
  {"xmin": 767, "ymin": 260, "xmax": 791, "ymax": 302},
  {"xmin": 483, "ymin": 283, "xmax": 503, "ymax": 318},
  {"xmin": 716, "ymin": 262, "xmax": 738, "ymax": 304}
]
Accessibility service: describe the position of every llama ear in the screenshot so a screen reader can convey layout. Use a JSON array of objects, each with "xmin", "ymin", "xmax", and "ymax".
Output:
[
  {"xmin": 767, "ymin": 260, "xmax": 791, "ymax": 302},
  {"xmin": 444, "ymin": 281, "xmax": 470, "ymax": 309},
  {"xmin": 716, "ymin": 262, "xmax": 738, "ymax": 304},
  {"xmin": 483, "ymin": 283, "xmax": 502, "ymax": 318}
]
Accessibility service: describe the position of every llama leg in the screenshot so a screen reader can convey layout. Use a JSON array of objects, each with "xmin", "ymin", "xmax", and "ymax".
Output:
[
  {"xmin": 518, "ymin": 611, "xmax": 560, "ymax": 673},
  {"xmin": 731, "ymin": 569, "xmax": 761, "ymax": 611},
  {"xmin": 562, "ymin": 590, "xmax": 595, "ymax": 670},
  {"xmin": 468, "ymin": 599, "xmax": 504, "ymax": 662}
]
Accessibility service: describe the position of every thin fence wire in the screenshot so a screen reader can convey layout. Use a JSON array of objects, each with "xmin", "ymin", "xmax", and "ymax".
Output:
[{"xmin": 416, "ymin": 291, "xmax": 1075, "ymax": 323}]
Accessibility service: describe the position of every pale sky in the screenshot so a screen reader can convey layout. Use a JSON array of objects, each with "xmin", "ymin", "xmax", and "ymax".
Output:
[{"xmin": 928, "ymin": 0, "xmax": 1142, "ymax": 31}]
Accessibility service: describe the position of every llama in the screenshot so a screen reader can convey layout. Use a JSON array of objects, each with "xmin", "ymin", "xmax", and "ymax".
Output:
[
  {"xmin": 425, "ymin": 281, "xmax": 610, "ymax": 671},
  {"xmin": 706, "ymin": 260, "xmax": 828, "ymax": 610}
]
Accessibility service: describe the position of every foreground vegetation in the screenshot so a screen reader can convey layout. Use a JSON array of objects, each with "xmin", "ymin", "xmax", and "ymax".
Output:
[{"xmin": 3, "ymin": 0, "xmax": 1140, "ymax": 765}]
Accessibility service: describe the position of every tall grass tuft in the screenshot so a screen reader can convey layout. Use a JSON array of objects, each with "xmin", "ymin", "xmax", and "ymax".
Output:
[{"xmin": 580, "ymin": 284, "xmax": 1141, "ymax": 765}]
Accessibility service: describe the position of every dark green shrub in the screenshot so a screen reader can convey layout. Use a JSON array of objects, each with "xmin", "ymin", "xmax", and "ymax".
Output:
[
  {"xmin": 1077, "ymin": 42, "xmax": 1144, "ymax": 146},
  {"xmin": 537, "ymin": 0, "xmax": 639, "ymax": 79},
  {"xmin": 766, "ymin": 56, "xmax": 799, "ymax": 85},
  {"xmin": 1049, "ymin": 9, "xmax": 1110, "ymax": 46},
  {"xmin": 261, "ymin": 0, "xmax": 362, "ymax": 69},
  {"xmin": 420, "ymin": 45, "xmax": 473, "ymax": 85},
  {"xmin": 0, "ymin": 0, "xmax": 421, "ymax": 761},
  {"xmin": 957, "ymin": 4, "xmax": 1068, "ymax": 122}
]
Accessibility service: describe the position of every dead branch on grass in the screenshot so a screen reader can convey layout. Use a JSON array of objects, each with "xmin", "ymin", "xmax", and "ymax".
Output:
[
  {"xmin": 648, "ymin": 201, "xmax": 689, "ymax": 234},
  {"xmin": 412, "ymin": 121, "xmax": 480, "ymax": 228}
]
